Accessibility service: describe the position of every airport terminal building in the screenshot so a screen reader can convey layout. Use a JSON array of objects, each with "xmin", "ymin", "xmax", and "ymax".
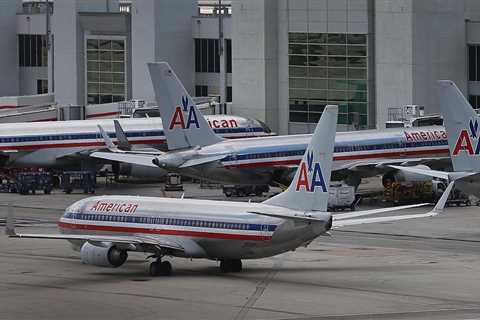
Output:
[{"xmin": 1, "ymin": 0, "xmax": 480, "ymax": 134}]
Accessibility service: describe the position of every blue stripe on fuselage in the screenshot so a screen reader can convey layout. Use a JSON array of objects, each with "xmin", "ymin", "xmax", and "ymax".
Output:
[
  {"xmin": 0, "ymin": 127, "xmax": 265, "ymax": 144},
  {"xmin": 63, "ymin": 212, "xmax": 278, "ymax": 232}
]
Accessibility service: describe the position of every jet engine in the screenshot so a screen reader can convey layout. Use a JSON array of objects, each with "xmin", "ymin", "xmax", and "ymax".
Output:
[
  {"xmin": 382, "ymin": 165, "xmax": 432, "ymax": 187},
  {"xmin": 80, "ymin": 242, "xmax": 128, "ymax": 267}
]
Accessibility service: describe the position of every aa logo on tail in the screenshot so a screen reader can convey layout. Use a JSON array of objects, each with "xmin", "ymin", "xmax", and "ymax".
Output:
[
  {"xmin": 452, "ymin": 118, "xmax": 480, "ymax": 156},
  {"xmin": 295, "ymin": 151, "xmax": 327, "ymax": 192},
  {"xmin": 168, "ymin": 96, "xmax": 200, "ymax": 130}
]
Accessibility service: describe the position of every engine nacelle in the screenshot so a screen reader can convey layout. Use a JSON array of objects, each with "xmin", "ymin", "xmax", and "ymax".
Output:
[
  {"xmin": 80, "ymin": 242, "xmax": 128, "ymax": 268},
  {"xmin": 382, "ymin": 165, "xmax": 432, "ymax": 187},
  {"xmin": 119, "ymin": 163, "xmax": 168, "ymax": 179}
]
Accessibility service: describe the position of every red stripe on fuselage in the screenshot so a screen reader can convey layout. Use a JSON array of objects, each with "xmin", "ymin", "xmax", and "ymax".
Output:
[
  {"xmin": 223, "ymin": 148, "xmax": 450, "ymax": 168},
  {"xmin": 0, "ymin": 139, "xmax": 167, "ymax": 151},
  {"xmin": 58, "ymin": 221, "xmax": 271, "ymax": 241}
]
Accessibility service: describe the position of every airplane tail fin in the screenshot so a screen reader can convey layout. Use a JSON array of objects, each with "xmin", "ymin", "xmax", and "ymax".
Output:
[
  {"xmin": 438, "ymin": 80, "xmax": 480, "ymax": 171},
  {"xmin": 263, "ymin": 105, "xmax": 338, "ymax": 212},
  {"xmin": 113, "ymin": 120, "xmax": 132, "ymax": 151},
  {"xmin": 147, "ymin": 62, "xmax": 223, "ymax": 150}
]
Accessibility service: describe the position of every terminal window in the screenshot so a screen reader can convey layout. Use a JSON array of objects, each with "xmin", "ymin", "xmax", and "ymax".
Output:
[
  {"xmin": 469, "ymin": 95, "xmax": 480, "ymax": 109},
  {"xmin": 468, "ymin": 45, "xmax": 480, "ymax": 81},
  {"xmin": 195, "ymin": 39, "xmax": 232, "ymax": 73},
  {"xmin": 288, "ymin": 32, "xmax": 368, "ymax": 127},
  {"xmin": 86, "ymin": 38, "xmax": 126, "ymax": 104},
  {"xmin": 18, "ymin": 34, "xmax": 48, "ymax": 67}
]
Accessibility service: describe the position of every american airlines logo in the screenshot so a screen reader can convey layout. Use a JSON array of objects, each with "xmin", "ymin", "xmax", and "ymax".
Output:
[
  {"xmin": 404, "ymin": 130, "xmax": 447, "ymax": 142},
  {"xmin": 90, "ymin": 201, "xmax": 138, "ymax": 214},
  {"xmin": 207, "ymin": 119, "xmax": 238, "ymax": 129},
  {"xmin": 168, "ymin": 96, "xmax": 200, "ymax": 130},
  {"xmin": 295, "ymin": 150, "xmax": 327, "ymax": 193},
  {"xmin": 452, "ymin": 118, "xmax": 480, "ymax": 156}
]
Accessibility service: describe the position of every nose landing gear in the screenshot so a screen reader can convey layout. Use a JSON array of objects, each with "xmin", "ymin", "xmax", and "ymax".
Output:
[{"xmin": 220, "ymin": 259, "xmax": 242, "ymax": 273}]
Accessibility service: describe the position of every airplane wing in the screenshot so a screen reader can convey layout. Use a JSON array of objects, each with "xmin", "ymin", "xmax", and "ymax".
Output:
[
  {"xmin": 334, "ymin": 156, "xmax": 450, "ymax": 171},
  {"xmin": 8, "ymin": 233, "xmax": 184, "ymax": 252},
  {"xmin": 179, "ymin": 154, "xmax": 228, "ymax": 168},
  {"xmin": 5, "ymin": 216, "xmax": 185, "ymax": 253},
  {"xmin": 250, "ymin": 181, "xmax": 453, "ymax": 226},
  {"xmin": 90, "ymin": 151, "xmax": 158, "ymax": 167},
  {"xmin": 388, "ymin": 165, "xmax": 477, "ymax": 181},
  {"xmin": 332, "ymin": 181, "xmax": 454, "ymax": 228}
]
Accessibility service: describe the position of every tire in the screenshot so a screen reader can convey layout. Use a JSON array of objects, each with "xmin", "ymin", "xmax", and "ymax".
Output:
[
  {"xmin": 220, "ymin": 260, "xmax": 232, "ymax": 273},
  {"xmin": 149, "ymin": 261, "xmax": 161, "ymax": 277},
  {"xmin": 160, "ymin": 261, "xmax": 172, "ymax": 276},
  {"xmin": 220, "ymin": 259, "xmax": 242, "ymax": 273},
  {"xmin": 231, "ymin": 259, "xmax": 242, "ymax": 272}
]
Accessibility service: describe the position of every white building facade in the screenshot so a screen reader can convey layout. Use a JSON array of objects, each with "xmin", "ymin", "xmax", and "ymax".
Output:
[{"xmin": 2, "ymin": 0, "xmax": 480, "ymax": 134}]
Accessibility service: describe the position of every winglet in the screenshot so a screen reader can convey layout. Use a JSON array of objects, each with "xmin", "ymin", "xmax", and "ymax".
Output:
[
  {"xmin": 5, "ymin": 204, "xmax": 16, "ymax": 236},
  {"xmin": 113, "ymin": 120, "xmax": 132, "ymax": 151},
  {"xmin": 98, "ymin": 125, "xmax": 117, "ymax": 151},
  {"xmin": 430, "ymin": 181, "xmax": 455, "ymax": 216}
]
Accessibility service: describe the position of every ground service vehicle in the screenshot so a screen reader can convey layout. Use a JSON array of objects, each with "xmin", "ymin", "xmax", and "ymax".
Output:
[{"xmin": 61, "ymin": 171, "xmax": 96, "ymax": 194}]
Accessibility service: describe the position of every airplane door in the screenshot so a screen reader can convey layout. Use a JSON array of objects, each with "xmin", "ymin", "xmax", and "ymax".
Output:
[{"xmin": 261, "ymin": 218, "xmax": 270, "ymax": 241}]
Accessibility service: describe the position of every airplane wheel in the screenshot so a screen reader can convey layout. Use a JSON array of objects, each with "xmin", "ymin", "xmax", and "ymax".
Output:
[
  {"xmin": 149, "ymin": 260, "xmax": 172, "ymax": 276},
  {"xmin": 160, "ymin": 261, "xmax": 172, "ymax": 276},
  {"xmin": 220, "ymin": 259, "xmax": 242, "ymax": 273},
  {"xmin": 220, "ymin": 260, "xmax": 231, "ymax": 273},
  {"xmin": 231, "ymin": 259, "xmax": 242, "ymax": 272},
  {"xmin": 149, "ymin": 261, "xmax": 161, "ymax": 276}
]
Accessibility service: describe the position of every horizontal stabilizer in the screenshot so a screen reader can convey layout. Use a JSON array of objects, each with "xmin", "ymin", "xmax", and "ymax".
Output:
[
  {"xmin": 248, "ymin": 211, "xmax": 327, "ymax": 222},
  {"xmin": 333, "ymin": 203, "xmax": 430, "ymax": 221},
  {"xmin": 333, "ymin": 181, "xmax": 454, "ymax": 228}
]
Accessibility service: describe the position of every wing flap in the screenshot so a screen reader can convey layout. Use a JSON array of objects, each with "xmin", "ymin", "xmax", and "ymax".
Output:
[
  {"xmin": 90, "ymin": 151, "xmax": 158, "ymax": 167},
  {"xmin": 179, "ymin": 154, "xmax": 227, "ymax": 168}
]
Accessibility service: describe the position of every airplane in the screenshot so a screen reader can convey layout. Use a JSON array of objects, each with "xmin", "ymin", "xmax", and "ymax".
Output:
[
  {"xmin": 390, "ymin": 80, "xmax": 480, "ymax": 197},
  {"xmin": 0, "ymin": 113, "xmax": 272, "ymax": 179},
  {"xmin": 6, "ymin": 106, "xmax": 454, "ymax": 276},
  {"xmin": 92, "ymin": 62, "xmax": 450, "ymax": 188}
]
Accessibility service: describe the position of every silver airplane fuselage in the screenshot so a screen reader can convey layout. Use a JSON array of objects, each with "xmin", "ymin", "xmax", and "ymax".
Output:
[
  {"xmin": 0, "ymin": 115, "xmax": 270, "ymax": 168},
  {"xmin": 159, "ymin": 125, "xmax": 449, "ymax": 184},
  {"xmin": 60, "ymin": 196, "xmax": 330, "ymax": 259}
]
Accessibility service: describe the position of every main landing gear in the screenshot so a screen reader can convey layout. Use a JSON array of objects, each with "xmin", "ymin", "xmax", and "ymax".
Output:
[
  {"xmin": 220, "ymin": 259, "xmax": 242, "ymax": 273},
  {"xmin": 149, "ymin": 258, "xmax": 172, "ymax": 276}
]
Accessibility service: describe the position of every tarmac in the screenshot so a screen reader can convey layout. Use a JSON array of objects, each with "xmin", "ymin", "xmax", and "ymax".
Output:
[{"xmin": 1, "ymin": 179, "xmax": 480, "ymax": 320}]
